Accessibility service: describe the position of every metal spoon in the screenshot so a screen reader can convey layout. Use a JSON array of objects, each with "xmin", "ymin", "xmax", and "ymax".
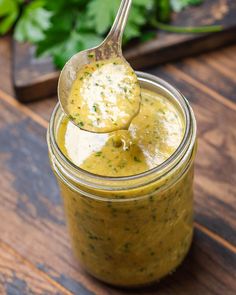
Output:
[{"xmin": 58, "ymin": 0, "xmax": 140, "ymax": 133}]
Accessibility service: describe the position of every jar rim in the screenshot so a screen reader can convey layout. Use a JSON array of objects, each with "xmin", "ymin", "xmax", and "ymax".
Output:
[{"xmin": 48, "ymin": 71, "xmax": 196, "ymax": 191}]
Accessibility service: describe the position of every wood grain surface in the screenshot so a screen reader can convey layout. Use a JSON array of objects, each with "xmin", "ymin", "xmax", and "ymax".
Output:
[
  {"xmin": 0, "ymin": 35, "xmax": 236, "ymax": 294},
  {"xmin": 13, "ymin": 0, "xmax": 236, "ymax": 102}
]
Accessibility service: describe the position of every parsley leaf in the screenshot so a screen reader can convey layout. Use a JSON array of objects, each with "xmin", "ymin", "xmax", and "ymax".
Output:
[
  {"xmin": 125, "ymin": 0, "xmax": 155, "ymax": 40},
  {"xmin": 36, "ymin": 28, "xmax": 102, "ymax": 68},
  {"xmin": 133, "ymin": 0, "xmax": 153, "ymax": 6},
  {"xmin": 87, "ymin": 0, "xmax": 153, "ymax": 39},
  {"xmin": 124, "ymin": 5, "xmax": 147, "ymax": 41},
  {"xmin": 0, "ymin": 0, "xmax": 21, "ymax": 34},
  {"xmin": 87, "ymin": 0, "xmax": 120, "ymax": 35},
  {"xmin": 35, "ymin": 1, "xmax": 102, "ymax": 67},
  {"xmin": 155, "ymin": 0, "xmax": 171, "ymax": 22},
  {"xmin": 14, "ymin": 0, "xmax": 52, "ymax": 42},
  {"xmin": 0, "ymin": 0, "xmax": 218, "ymax": 70},
  {"xmin": 170, "ymin": 0, "xmax": 203, "ymax": 12}
]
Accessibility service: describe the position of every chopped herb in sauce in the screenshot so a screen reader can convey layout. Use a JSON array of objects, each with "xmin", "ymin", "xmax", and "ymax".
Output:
[
  {"xmin": 134, "ymin": 156, "xmax": 141, "ymax": 163},
  {"xmin": 93, "ymin": 104, "xmax": 98, "ymax": 112},
  {"xmin": 77, "ymin": 121, "xmax": 84, "ymax": 127}
]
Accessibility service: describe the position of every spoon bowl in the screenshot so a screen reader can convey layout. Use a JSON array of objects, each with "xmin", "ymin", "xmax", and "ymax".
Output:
[{"xmin": 58, "ymin": 0, "xmax": 141, "ymax": 133}]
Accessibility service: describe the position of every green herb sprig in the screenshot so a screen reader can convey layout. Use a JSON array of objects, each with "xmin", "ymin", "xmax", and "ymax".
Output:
[{"xmin": 0, "ymin": 0, "xmax": 222, "ymax": 69}]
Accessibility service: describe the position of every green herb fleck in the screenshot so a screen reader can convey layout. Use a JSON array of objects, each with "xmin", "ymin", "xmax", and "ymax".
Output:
[
  {"xmin": 93, "ymin": 104, "xmax": 98, "ymax": 112},
  {"xmin": 107, "ymin": 201, "xmax": 112, "ymax": 208},
  {"xmin": 134, "ymin": 156, "xmax": 141, "ymax": 163},
  {"xmin": 77, "ymin": 121, "xmax": 84, "ymax": 127},
  {"xmin": 89, "ymin": 244, "xmax": 95, "ymax": 251},
  {"xmin": 149, "ymin": 196, "xmax": 154, "ymax": 202},
  {"xmin": 123, "ymin": 242, "xmax": 131, "ymax": 252}
]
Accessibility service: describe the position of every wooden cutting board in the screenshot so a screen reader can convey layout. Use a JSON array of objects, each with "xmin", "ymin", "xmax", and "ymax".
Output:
[{"xmin": 12, "ymin": 0, "xmax": 236, "ymax": 102}]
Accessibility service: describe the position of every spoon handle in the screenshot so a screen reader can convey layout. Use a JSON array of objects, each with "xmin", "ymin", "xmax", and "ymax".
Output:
[
  {"xmin": 109, "ymin": 0, "xmax": 132, "ymax": 45},
  {"xmin": 94, "ymin": 0, "xmax": 132, "ymax": 60}
]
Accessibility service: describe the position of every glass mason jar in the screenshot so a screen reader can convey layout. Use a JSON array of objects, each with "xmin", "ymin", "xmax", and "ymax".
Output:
[{"xmin": 47, "ymin": 72, "xmax": 197, "ymax": 287}]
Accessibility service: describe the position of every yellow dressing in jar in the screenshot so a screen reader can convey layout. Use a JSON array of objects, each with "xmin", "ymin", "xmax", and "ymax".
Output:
[
  {"xmin": 67, "ymin": 57, "xmax": 141, "ymax": 133},
  {"xmin": 59, "ymin": 89, "xmax": 184, "ymax": 176},
  {"xmin": 48, "ymin": 73, "xmax": 197, "ymax": 287}
]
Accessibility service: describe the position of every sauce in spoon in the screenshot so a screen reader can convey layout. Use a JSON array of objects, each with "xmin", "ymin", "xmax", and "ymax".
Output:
[
  {"xmin": 58, "ymin": 0, "xmax": 141, "ymax": 133},
  {"xmin": 67, "ymin": 57, "xmax": 141, "ymax": 133}
]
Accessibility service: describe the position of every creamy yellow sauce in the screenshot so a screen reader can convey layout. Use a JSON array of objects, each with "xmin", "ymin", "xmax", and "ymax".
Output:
[
  {"xmin": 59, "ymin": 173, "xmax": 194, "ymax": 287},
  {"xmin": 59, "ymin": 89, "xmax": 184, "ymax": 176},
  {"xmin": 54, "ymin": 87, "xmax": 195, "ymax": 287},
  {"xmin": 67, "ymin": 57, "xmax": 141, "ymax": 133}
]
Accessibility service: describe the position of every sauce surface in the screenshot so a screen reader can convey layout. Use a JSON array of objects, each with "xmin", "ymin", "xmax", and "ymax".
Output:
[
  {"xmin": 67, "ymin": 57, "xmax": 141, "ymax": 133},
  {"xmin": 58, "ymin": 89, "xmax": 184, "ymax": 176}
]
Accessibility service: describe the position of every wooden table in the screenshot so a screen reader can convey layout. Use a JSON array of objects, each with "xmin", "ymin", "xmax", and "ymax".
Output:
[{"xmin": 0, "ymin": 36, "xmax": 235, "ymax": 295}]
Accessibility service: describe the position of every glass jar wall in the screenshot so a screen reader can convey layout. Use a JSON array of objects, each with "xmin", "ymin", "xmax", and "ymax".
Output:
[{"xmin": 47, "ymin": 72, "xmax": 197, "ymax": 287}]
